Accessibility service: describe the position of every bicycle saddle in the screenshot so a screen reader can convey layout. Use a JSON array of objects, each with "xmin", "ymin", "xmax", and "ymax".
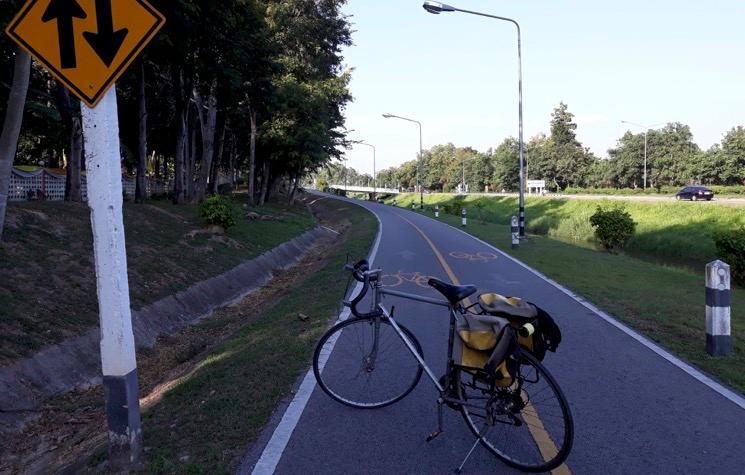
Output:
[{"xmin": 428, "ymin": 278, "xmax": 477, "ymax": 304}]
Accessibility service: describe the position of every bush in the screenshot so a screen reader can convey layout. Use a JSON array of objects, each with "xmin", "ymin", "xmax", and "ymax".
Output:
[
  {"xmin": 199, "ymin": 195, "xmax": 236, "ymax": 229},
  {"xmin": 317, "ymin": 178, "xmax": 329, "ymax": 192},
  {"xmin": 714, "ymin": 227, "xmax": 745, "ymax": 286},
  {"xmin": 589, "ymin": 206, "xmax": 636, "ymax": 251},
  {"xmin": 442, "ymin": 202, "xmax": 462, "ymax": 216}
]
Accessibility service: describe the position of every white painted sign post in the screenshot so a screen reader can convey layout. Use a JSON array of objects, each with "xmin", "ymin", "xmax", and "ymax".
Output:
[{"xmin": 81, "ymin": 86, "xmax": 143, "ymax": 467}]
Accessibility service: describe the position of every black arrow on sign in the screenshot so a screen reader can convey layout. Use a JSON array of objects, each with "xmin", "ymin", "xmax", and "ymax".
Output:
[
  {"xmin": 83, "ymin": 0, "xmax": 129, "ymax": 67},
  {"xmin": 42, "ymin": 0, "xmax": 87, "ymax": 69}
]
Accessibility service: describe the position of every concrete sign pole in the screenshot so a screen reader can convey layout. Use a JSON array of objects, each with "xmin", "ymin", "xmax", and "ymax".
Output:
[{"xmin": 81, "ymin": 86, "xmax": 143, "ymax": 467}]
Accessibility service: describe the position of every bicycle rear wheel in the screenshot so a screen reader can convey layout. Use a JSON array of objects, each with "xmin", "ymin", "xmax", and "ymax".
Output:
[
  {"xmin": 313, "ymin": 316, "xmax": 424, "ymax": 409},
  {"xmin": 456, "ymin": 351, "xmax": 573, "ymax": 472}
]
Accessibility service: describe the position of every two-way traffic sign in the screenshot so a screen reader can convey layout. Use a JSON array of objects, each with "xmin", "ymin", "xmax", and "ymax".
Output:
[{"xmin": 5, "ymin": 0, "xmax": 165, "ymax": 107}]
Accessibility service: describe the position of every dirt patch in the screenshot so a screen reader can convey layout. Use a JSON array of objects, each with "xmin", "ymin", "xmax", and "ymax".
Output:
[
  {"xmin": 0, "ymin": 198, "xmax": 353, "ymax": 474},
  {"xmin": 144, "ymin": 204, "xmax": 187, "ymax": 222}
]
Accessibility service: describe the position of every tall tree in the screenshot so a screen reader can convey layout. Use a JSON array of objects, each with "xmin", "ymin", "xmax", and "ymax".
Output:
[
  {"xmin": 0, "ymin": 48, "xmax": 31, "ymax": 239},
  {"xmin": 492, "ymin": 138, "xmax": 520, "ymax": 191},
  {"xmin": 135, "ymin": 61, "xmax": 148, "ymax": 203}
]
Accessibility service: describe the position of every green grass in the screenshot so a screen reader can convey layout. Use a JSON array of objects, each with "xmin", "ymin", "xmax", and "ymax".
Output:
[
  {"xmin": 388, "ymin": 192, "xmax": 745, "ymax": 271},
  {"xmin": 400, "ymin": 206, "xmax": 745, "ymax": 395},
  {"xmin": 139, "ymin": 199, "xmax": 377, "ymax": 473},
  {"xmin": 562, "ymin": 185, "xmax": 745, "ymax": 197},
  {"xmin": 0, "ymin": 196, "xmax": 316, "ymax": 363}
]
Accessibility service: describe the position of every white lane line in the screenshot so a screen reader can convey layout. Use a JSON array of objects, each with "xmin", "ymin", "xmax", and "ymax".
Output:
[
  {"xmin": 251, "ymin": 196, "xmax": 383, "ymax": 475},
  {"xmin": 435, "ymin": 217, "xmax": 745, "ymax": 412}
]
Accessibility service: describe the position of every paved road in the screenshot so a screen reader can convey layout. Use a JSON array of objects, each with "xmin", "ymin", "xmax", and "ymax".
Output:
[{"xmin": 242, "ymin": 197, "xmax": 745, "ymax": 474}]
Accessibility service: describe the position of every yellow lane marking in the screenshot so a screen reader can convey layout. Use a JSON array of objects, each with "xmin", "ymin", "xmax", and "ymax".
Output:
[{"xmin": 396, "ymin": 212, "xmax": 571, "ymax": 475}]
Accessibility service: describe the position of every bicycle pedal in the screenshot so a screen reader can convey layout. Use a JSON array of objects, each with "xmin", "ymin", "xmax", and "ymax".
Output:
[{"xmin": 426, "ymin": 430, "xmax": 442, "ymax": 442}]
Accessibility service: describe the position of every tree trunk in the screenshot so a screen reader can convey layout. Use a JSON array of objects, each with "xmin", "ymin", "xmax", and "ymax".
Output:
[
  {"xmin": 135, "ymin": 61, "xmax": 148, "ymax": 203},
  {"xmin": 185, "ymin": 105, "xmax": 197, "ymax": 201},
  {"xmin": 248, "ymin": 109, "xmax": 257, "ymax": 205},
  {"xmin": 54, "ymin": 84, "xmax": 83, "ymax": 202},
  {"xmin": 193, "ymin": 82, "xmax": 218, "ymax": 202},
  {"xmin": 172, "ymin": 68, "xmax": 187, "ymax": 204},
  {"xmin": 227, "ymin": 134, "xmax": 235, "ymax": 187},
  {"xmin": 66, "ymin": 117, "xmax": 83, "ymax": 201},
  {"xmin": 0, "ymin": 49, "xmax": 31, "ymax": 240},
  {"xmin": 259, "ymin": 161, "xmax": 270, "ymax": 205},
  {"xmin": 288, "ymin": 175, "xmax": 299, "ymax": 205},
  {"xmin": 209, "ymin": 115, "xmax": 226, "ymax": 195}
]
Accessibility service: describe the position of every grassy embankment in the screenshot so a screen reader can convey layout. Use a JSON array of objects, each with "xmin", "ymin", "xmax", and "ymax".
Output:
[
  {"xmin": 0, "ymin": 196, "xmax": 315, "ymax": 363},
  {"xmin": 391, "ymin": 192, "xmax": 745, "ymax": 270},
  {"xmin": 386, "ymin": 193, "xmax": 745, "ymax": 393},
  {"xmin": 134, "ymin": 198, "xmax": 377, "ymax": 473},
  {"xmin": 562, "ymin": 185, "xmax": 745, "ymax": 197}
]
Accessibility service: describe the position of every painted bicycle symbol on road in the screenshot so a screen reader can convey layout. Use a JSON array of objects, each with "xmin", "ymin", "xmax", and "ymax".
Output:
[
  {"xmin": 449, "ymin": 251, "xmax": 498, "ymax": 263},
  {"xmin": 380, "ymin": 270, "xmax": 434, "ymax": 288}
]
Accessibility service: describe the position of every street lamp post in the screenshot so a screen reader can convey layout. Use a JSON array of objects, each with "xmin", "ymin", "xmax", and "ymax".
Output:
[
  {"xmin": 382, "ymin": 113, "xmax": 424, "ymax": 209},
  {"xmin": 358, "ymin": 142, "xmax": 376, "ymax": 199},
  {"xmin": 423, "ymin": 1, "xmax": 526, "ymax": 237},
  {"xmin": 621, "ymin": 121, "xmax": 664, "ymax": 190}
]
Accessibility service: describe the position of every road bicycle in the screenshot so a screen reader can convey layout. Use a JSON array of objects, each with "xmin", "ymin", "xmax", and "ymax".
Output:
[{"xmin": 313, "ymin": 260, "xmax": 573, "ymax": 473}]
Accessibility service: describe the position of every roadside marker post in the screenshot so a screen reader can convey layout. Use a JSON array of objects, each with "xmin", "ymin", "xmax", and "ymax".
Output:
[
  {"xmin": 412, "ymin": 202, "xmax": 416, "ymax": 210},
  {"xmin": 435, "ymin": 205, "xmax": 439, "ymax": 218},
  {"xmin": 706, "ymin": 260, "xmax": 731, "ymax": 357},
  {"xmin": 461, "ymin": 208, "xmax": 467, "ymax": 227},
  {"xmin": 511, "ymin": 216, "xmax": 519, "ymax": 248},
  {"xmin": 5, "ymin": 0, "xmax": 165, "ymax": 468}
]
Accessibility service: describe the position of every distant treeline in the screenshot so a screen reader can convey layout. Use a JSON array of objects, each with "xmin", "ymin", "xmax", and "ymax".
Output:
[{"xmin": 316, "ymin": 102, "xmax": 744, "ymax": 193}]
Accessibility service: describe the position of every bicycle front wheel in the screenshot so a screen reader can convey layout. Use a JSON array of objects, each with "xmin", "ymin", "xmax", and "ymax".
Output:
[
  {"xmin": 313, "ymin": 316, "xmax": 424, "ymax": 409},
  {"xmin": 456, "ymin": 351, "xmax": 573, "ymax": 472}
]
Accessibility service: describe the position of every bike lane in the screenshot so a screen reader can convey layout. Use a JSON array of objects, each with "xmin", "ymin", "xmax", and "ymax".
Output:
[{"xmin": 243, "ymin": 198, "xmax": 745, "ymax": 474}]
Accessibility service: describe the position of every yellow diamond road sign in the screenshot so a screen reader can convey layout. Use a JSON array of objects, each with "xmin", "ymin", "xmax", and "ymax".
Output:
[{"xmin": 5, "ymin": 0, "xmax": 165, "ymax": 108}]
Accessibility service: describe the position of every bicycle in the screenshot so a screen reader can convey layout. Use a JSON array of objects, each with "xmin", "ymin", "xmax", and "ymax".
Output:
[{"xmin": 313, "ymin": 260, "xmax": 573, "ymax": 473}]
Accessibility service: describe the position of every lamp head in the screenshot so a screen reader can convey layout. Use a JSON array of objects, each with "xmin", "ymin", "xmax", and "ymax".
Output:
[
  {"xmin": 423, "ymin": 1, "xmax": 455, "ymax": 14},
  {"xmin": 382, "ymin": 113, "xmax": 393, "ymax": 118}
]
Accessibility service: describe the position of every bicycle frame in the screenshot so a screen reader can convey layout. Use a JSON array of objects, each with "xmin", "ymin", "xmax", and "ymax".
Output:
[{"xmin": 365, "ymin": 273, "xmax": 460, "ymax": 396}]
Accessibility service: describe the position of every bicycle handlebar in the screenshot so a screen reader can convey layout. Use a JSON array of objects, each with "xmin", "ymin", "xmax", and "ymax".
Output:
[{"xmin": 344, "ymin": 259, "xmax": 383, "ymax": 318}]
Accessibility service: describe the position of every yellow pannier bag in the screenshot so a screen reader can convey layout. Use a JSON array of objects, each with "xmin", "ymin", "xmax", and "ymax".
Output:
[
  {"xmin": 478, "ymin": 293, "xmax": 563, "ymax": 361},
  {"xmin": 454, "ymin": 312, "xmax": 518, "ymax": 386}
]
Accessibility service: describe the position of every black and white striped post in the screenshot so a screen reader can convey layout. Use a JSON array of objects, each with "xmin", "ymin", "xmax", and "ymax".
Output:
[
  {"xmin": 81, "ymin": 87, "xmax": 143, "ymax": 467},
  {"xmin": 706, "ymin": 260, "xmax": 731, "ymax": 356},
  {"xmin": 435, "ymin": 205, "xmax": 439, "ymax": 218},
  {"xmin": 511, "ymin": 216, "xmax": 519, "ymax": 249},
  {"xmin": 461, "ymin": 208, "xmax": 467, "ymax": 227}
]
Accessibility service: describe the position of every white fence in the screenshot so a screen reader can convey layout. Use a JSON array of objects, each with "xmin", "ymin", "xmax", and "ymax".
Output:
[{"xmin": 8, "ymin": 167, "xmax": 168, "ymax": 202}]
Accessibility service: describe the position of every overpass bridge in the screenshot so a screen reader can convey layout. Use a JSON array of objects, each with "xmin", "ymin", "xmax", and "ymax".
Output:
[{"xmin": 327, "ymin": 184, "xmax": 400, "ymax": 196}]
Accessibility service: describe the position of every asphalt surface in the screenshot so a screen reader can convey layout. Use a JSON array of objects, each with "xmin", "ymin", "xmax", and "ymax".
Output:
[{"xmin": 243, "ymin": 197, "xmax": 745, "ymax": 474}]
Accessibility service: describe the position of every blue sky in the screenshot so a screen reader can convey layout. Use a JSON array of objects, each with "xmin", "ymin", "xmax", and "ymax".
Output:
[{"xmin": 339, "ymin": 0, "xmax": 745, "ymax": 176}]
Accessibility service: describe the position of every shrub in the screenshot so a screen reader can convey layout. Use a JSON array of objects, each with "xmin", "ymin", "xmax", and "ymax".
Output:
[
  {"xmin": 443, "ymin": 202, "xmax": 462, "ymax": 216},
  {"xmin": 589, "ymin": 206, "xmax": 636, "ymax": 251},
  {"xmin": 317, "ymin": 178, "xmax": 329, "ymax": 192},
  {"xmin": 199, "ymin": 195, "xmax": 236, "ymax": 229},
  {"xmin": 714, "ymin": 227, "xmax": 745, "ymax": 286}
]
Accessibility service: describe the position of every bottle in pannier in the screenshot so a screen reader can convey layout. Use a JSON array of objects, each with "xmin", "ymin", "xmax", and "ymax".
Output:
[{"xmin": 454, "ymin": 293, "xmax": 563, "ymax": 383}]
